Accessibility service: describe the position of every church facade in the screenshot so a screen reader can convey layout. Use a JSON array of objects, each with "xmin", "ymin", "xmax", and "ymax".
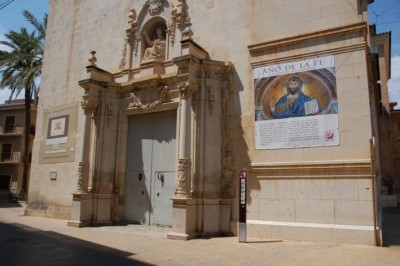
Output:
[{"xmin": 27, "ymin": 0, "xmax": 386, "ymax": 245}]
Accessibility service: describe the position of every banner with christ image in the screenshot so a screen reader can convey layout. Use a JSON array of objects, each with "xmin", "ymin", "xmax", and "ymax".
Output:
[{"xmin": 254, "ymin": 55, "xmax": 339, "ymax": 149}]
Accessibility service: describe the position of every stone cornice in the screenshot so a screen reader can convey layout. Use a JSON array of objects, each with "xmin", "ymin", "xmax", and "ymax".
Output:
[
  {"xmin": 78, "ymin": 79, "xmax": 121, "ymax": 92},
  {"xmin": 249, "ymin": 159, "xmax": 372, "ymax": 179},
  {"xmin": 121, "ymin": 74, "xmax": 160, "ymax": 87},
  {"xmin": 251, "ymin": 43, "xmax": 368, "ymax": 68},
  {"xmin": 248, "ymin": 22, "xmax": 368, "ymax": 67},
  {"xmin": 248, "ymin": 22, "xmax": 367, "ymax": 53}
]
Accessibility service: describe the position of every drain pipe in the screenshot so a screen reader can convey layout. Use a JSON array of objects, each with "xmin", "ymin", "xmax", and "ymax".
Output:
[{"xmin": 370, "ymin": 138, "xmax": 381, "ymax": 246}]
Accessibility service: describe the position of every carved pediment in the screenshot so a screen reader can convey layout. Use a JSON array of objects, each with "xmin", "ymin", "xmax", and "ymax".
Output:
[{"xmin": 128, "ymin": 85, "xmax": 170, "ymax": 110}]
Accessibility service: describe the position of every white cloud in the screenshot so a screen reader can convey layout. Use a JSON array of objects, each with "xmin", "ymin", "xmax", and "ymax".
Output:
[{"xmin": 389, "ymin": 56, "xmax": 400, "ymax": 108}]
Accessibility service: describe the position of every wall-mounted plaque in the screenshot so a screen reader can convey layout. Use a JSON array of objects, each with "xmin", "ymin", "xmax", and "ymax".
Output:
[{"xmin": 39, "ymin": 102, "xmax": 78, "ymax": 164}]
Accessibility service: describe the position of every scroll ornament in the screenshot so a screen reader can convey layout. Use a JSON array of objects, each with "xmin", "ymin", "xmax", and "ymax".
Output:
[
  {"xmin": 77, "ymin": 161, "xmax": 88, "ymax": 192},
  {"xmin": 177, "ymin": 158, "xmax": 191, "ymax": 194}
]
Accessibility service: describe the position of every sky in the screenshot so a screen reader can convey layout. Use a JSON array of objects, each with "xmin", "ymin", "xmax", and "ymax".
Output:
[
  {"xmin": 0, "ymin": 0, "xmax": 48, "ymax": 104},
  {"xmin": 369, "ymin": 0, "xmax": 400, "ymax": 109},
  {"xmin": 0, "ymin": 0, "xmax": 399, "ymax": 107}
]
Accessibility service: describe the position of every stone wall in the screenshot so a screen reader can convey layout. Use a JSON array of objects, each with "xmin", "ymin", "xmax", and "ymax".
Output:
[{"xmin": 29, "ymin": 0, "xmax": 380, "ymax": 244}]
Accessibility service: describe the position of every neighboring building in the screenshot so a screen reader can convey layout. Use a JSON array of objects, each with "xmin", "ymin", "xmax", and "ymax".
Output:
[
  {"xmin": 28, "ymin": 0, "xmax": 391, "ymax": 245},
  {"xmin": 370, "ymin": 29, "xmax": 397, "ymax": 207},
  {"xmin": 0, "ymin": 99, "xmax": 36, "ymax": 200},
  {"xmin": 389, "ymin": 103, "xmax": 400, "ymax": 203}
]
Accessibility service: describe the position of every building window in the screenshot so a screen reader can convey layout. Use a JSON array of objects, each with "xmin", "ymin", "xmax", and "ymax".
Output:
[
  {"xmin": 1, "ymin": 143, "xmax": 12, "ymax": 162},
  {"xmin": 4, "ymin": 116, "xmax": 15, "ymax": 133}
]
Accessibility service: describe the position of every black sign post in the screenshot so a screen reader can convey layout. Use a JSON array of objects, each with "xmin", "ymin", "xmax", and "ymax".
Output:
[{"xmin": 239, "ymin": 169, "xmax": 247, "ymax": 243}]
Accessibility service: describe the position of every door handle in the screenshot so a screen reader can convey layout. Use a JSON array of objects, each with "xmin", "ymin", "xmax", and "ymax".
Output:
[{"xmin": 157, "ymin": 173, "xmax": 164, "ymax": 186}]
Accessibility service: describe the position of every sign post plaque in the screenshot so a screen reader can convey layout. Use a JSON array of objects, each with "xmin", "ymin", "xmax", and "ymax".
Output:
[{"xmin": 239, "ymin": 169, "xmax": 247, "ymax": 243}]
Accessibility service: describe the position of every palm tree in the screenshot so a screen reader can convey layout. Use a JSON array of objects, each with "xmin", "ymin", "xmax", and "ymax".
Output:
[{"xmin": 0, "ymin": 10, "xmax": 47, "ymax": 198}]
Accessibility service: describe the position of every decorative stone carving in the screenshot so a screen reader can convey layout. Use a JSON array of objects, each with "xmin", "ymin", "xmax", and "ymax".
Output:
[
  {"xmin": 144, "ymin": 0, "xmax": 164, "ymax": 15},
  {"xmin": 120, "ymin": 9, "xmax": 138, "ymax": 68},
  {"xmin": 77, "ymin": 161, "xmax": 88, "ymax": 192},
  {"xmin": 81, "ymin": 95, "xmax": 98, "ymax": 119},
  {"xmin": 176, "ymin": 0, "xmax": 187, "ymax": 28},
  {"xmin": 129, "ymin": 92, "xmax": 140, "ymax": 107},
  {"xmin": 88, "ymin": 51, "xmax": 97, "ymax": 66},
  {"xmin": 177, "ymin": 158, "xmax": 191, "ymax": 194},
  {"xmin": 129, "ymin": 8, "xmax": 137, "ymax": 25},
  {"xmin": 220, "ymin": 68, "xmax": 235, "ymax": 195},
  {"xmin": 208, "ymin": 87, "xmax": 215, "ymax": 116},
  {"xmin": 119, "ymin": 40, "xmax": 128, "ymax": 69},
  {"xmin": 170, "ymin": 9, "xmax": 177, "ymax": 46},
  {"xmin": 182, "ymin": 16, "xmax": 193, "ymax": 40},
  {"xmin": 178, "ymin": 82, "xmax": 195, "ymax": 99},
  {"xmin": 106, "ymin": 103, "xmax": 113, "ymax": 125},
  {"xmin": 128, "ymin": 85, "xmax": 170, "ymax": 110},
  {"xmin": 142, "ymin": 28, "xmax": 166, "ymax": 61},
  {"xmin": 160, "ymin": 85, "xmax": 170, "ymax": 102}
]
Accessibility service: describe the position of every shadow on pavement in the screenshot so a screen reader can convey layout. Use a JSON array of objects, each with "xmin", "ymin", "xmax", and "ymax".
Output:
[
  {"xmin": 382, "ymin": 206, "xmax": 400, "ymax": 247},
  {"xmin": 0, "ymin": 222, "xmax": 152, "ymax": 265},
  {"xmin": 0, "ymin": 201, "xmax": 22, "ymax": 208}
]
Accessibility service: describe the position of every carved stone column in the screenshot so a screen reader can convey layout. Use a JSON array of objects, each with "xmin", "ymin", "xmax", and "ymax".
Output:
[
  {"xmin": 77, "ymin": 95, "xmax": 98, "ymax": 192},
  {"xmin": 68, "ymin": 95, "xmax": 98, "ymax": 228},
  {"xmin": 176, "ymin": 82, "xmax": 194, "ymax": 195}
]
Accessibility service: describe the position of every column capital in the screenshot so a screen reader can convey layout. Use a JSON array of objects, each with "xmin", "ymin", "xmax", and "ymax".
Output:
[
  {"xmin": 178, "ymin": 82, "xmax": 196, "ymax": 99},
  {"xmin": 81, "ymin": 95, "xmax": 98, "ymax": 118}
]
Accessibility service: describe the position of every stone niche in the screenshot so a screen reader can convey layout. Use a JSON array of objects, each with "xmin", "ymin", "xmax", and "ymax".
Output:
[
  {"xmin": 69, "ymin": 0, "xmax": 235, "ymax": 240},
  {"xmin": 140, "ymin": 19, "xmax": 167, "ymax": 63}
]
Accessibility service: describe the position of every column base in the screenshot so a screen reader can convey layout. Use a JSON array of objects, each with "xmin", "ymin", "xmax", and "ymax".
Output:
[
  {"xmin": 170, "ymin": 195, "xmax": 232, "ymax": 239},
  {"xmin": 67, "ymin": 220, "xmax": 91, "ymax": 228},
  {"xmin": 167, "ymin": 232, "xmax": 196, "ymax": 240},
  {"xmin": 171, "ymin": 196, "xmax": 197, "ymax": 237},
  {"xmin": 69, "ymin": 192, "xmax": 93, "ymax": 227}
]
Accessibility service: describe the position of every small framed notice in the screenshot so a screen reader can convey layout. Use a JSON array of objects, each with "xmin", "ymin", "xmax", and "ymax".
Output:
[{"xmin": 46, "ymin": 115, "xmax": 69, "ymax": 145}]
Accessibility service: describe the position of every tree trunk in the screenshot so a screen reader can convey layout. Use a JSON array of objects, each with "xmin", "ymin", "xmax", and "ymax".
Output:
[{"xmin": 21, "ymin": 86, "xmax": 32, "ymax": 198}]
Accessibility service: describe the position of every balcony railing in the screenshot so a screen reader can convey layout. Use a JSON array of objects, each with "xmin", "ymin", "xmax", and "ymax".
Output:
[
  {"xmin": 0, "ymin": 126, "xmax": 23, "ymax": 135},
  {"xmin": 0, "ymin": 152, "xmax": 21, "ymax": 164}
]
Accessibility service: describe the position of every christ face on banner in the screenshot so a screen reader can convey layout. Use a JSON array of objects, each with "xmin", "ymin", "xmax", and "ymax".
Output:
[
  {"xmin": 269, "ymin": 76, "xmax": 320, "ymax": 119},
  {"xmin": 255, "ymin": 70, "xmax": 338, "ymax": 121}
]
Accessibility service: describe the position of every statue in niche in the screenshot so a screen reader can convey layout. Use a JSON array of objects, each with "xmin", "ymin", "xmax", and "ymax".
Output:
[{"xmin": 143, "ymin": 27, "xmax": 166, "ymax": 61}]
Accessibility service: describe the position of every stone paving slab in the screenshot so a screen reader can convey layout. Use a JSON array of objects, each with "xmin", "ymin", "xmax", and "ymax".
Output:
[
  {"xmin": 90, "ymin": 224, "xmax": 171, "ymax": 239},
  {"xmin": 1, "ymin": 201, "xmax": 400, "ymax": 266}
]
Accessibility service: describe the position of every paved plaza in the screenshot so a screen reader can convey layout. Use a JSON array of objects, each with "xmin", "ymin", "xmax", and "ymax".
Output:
[{"xmin": 0, "ymin": 201, "xmax": 399, "ymax": 265}]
